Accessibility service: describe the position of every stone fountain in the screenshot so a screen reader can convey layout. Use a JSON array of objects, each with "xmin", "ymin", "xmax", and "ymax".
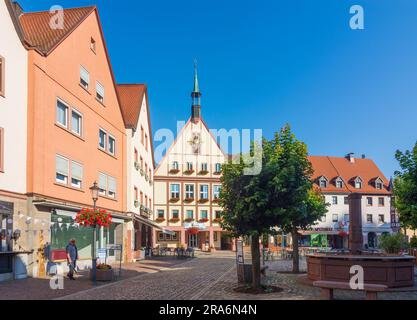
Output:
[{"xmin": 306, "ymin": 193, "xmax": 415, "ymax": 288}]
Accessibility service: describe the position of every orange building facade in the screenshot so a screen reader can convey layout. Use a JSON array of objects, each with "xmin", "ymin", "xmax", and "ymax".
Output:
[{"xmin": 9, "ymin": 4, "xmax": 135, "ymax": 277}]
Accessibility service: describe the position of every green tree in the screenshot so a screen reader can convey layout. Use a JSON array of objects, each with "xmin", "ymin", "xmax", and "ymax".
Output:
[
  {"xmin": 394, "ymin": 142, "xmax": 417, "ymax": 231},
  {"xmin": 219, "ymin": 143, "xmax": 278, "ymax": 290},
  {"xmin": 268, "ymin": 125, "xmax": 328, "ymax": 273}
]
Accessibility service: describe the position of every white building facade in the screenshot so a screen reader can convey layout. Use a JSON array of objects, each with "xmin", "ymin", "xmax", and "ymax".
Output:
[
  {"xmin": 117, "ymin": 84, "xmax": 159, "ymax": 260},
  {"xmin": 0, "ymin": 0, "xmax": 29, "ymax": 281},
  {"xmin": 153, "ymin": 69, "xmax": 231, "ymax": 250}
]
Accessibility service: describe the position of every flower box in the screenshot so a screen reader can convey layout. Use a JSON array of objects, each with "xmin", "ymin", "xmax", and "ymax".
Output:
[
  {"xmin": 184, "ymin": 170, "xmax": 195, "ymax": 175},
  {"xmin": 155, "ymin": 217, "xmax": 165, "ymax": 223},
  {"xmin": 184, "ymin": 198, "xmax": 194, "ymax": 203},
  {"xmin": 212, "ymin": 198, "xmax": 220, "ymax": 203},
  {"xmin": 198, "ymin": 218, "xmax": 209, "ymax": 223},
  {"xmin": 213, "ymin": 218, "xmax": 222, "ymax": 223},
  {"xmin": 213, "ymin": 171, "xmax": 221, "ymax": 175},
  {"xmin": 198, "ymin": 170, "xmax": 209, "ymax": 175},
  {"xmin": 90, "ymin": 264, "xmax": 114, "ymax": 281},
  {"xmin": 184, "ymin": 218, "xmax": 194, "ymax": 223},
  {"xmin": 169, "ymin": 218, "xmax": 180, "ymax": 223},
  {"xmin": 169, "ymin": 169, "xmax": 180, "ymax": 174},
  {"xmin": 198, "ymin": 199, "xmax": 209, "ymax": 204},
  {"xmin": 170, "ymin": 198, "xmax": 180, "ymax": 203}
]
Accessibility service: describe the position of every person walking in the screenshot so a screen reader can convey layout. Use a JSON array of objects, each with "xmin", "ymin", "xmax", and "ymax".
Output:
[{"xmin": 66, "ymin": 239, "xmax": 79, "ymax": 280}]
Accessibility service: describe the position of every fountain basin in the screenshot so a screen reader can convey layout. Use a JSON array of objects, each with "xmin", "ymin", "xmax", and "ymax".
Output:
[{"xmin": 307, "ymin": 254, "xmax": 415, "ymax": 288}]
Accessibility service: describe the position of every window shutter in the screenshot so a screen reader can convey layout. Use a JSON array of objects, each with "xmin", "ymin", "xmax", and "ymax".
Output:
[
  {"xmin": 98, "ymin": 173, "xmax": 107, "ymax": 190},
  {"xmin": 71, "ymin": 161, "xmax": 83, "ymax": 181},
  {"xmin": 96, "ymin": 82, "xmax": 104, "ymax": 98},
  {"xmin": 108, "ymin": 176, "xmax": 116, "ymax": 193},
  {"xmin": 56, "ymin": 155, "xmax": 69, "ymax": 176},
  {"xmin": 80, "ymin": 66, "xmax": 90, "ymax": 83}
]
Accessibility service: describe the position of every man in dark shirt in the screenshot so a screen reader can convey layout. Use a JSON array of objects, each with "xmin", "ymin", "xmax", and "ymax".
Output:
[{"xmin": 66, "ymin": 239, "xmax": 78, "ymax": 280}]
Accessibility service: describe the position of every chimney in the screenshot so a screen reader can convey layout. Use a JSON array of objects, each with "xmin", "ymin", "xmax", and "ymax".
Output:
[
  {"xmin": 361, "ymin": 154, "xmax": 366, "ymax": 159},
  {"xmin": 346, "ymin": 152, "xmax": 355, "ymax": 163}
]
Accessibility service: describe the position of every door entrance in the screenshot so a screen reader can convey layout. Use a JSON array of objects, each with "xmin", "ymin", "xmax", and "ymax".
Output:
[{"xmin": 188, "ymin": 234, "xmax": 198, "ymax": 248}]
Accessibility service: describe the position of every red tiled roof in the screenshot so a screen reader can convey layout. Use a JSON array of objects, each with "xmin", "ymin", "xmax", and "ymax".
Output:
[
  {"xmin": 116, "ymin": 84, "xmax": 147, "ymax": 130},
  {"xmin": 18, "ymin": 6, "xmax": 95, "ymax": 54},
  {"xmin": 308, "ymin": 155, "xmax": 390, "ymax": 195}
]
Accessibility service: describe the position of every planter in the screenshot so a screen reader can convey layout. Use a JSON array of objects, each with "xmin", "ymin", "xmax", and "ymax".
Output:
[
  {"xmin": 198, "ymin": 170, "xmax": 209, "ymax": 175},
  {"xmin": 90, "ymin": 269, "xmax": 114, "ymax": 281},
  {"xmin": 170, "ymin": 198, "xmax": 180, "ymax": 203},
  {"xmin": 155, "ymin": 218, "xmax": 165, "ymax": 223},
  {"xmin": 184, "ymin": 170, "xmax": 194, "ymax": 175},
  {"xmin": 170, "ymin": 218, "xmax": 180, "ymax": 223},
  {"xmin": 184, "ymin": 198, "xmax": 194, "ymax": 203},
  {"xmin": 169, "ymin": 169, "xmax": 180, "ymax": 174},
  {"xmin": 198, "ymin": 199, "xmax": 209, "ymax": 204},
  {"xmin": 184, "ymin": 218, "xmax": 194, "ymax": 223},
  {"xmin": 198, "ymin": 219, "xmax": 209, "ymax": 223}
]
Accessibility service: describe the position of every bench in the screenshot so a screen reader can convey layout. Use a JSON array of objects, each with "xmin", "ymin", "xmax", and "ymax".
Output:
[{"xmin": 313, "ymin": 280, "xmax": 387, "ymax": 300}]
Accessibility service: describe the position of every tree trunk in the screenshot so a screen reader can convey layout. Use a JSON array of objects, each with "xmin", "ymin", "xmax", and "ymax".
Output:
[
  {"xmin": 251, "ymin": 234, "xmax": 261, "ymax": 289},
  {"xmin": 291, "ymin": 229, "xmax": 299, "ymax": 273}
]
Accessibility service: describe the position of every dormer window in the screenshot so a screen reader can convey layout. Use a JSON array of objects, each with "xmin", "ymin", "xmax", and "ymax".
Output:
[
  {"xmin": 318, "ymin": 176, "xmax": 328, "ymax": 188},
  {"xmin": 335, "ymin": 177, "xmax": 344, "ymax": 189},
  {"xmin": 374, "ymin": 177, "xmax": 384, "ymax": 190},
  {"xmin": 353, "ymin": 177, "xmax": 363, "ymax": 189},
  {"xmin": 172, "ymin": 161, "xmax": 179, "ymax": 170},
  {"xmin": 187, "ymin": 162, "xmax": 193, "ymax": 171}
]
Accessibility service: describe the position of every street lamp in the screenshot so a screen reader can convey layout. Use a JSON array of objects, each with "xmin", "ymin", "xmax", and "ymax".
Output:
[{"xmin": 90, "ymin": 181, "xmax": 100, "ymax": 285}]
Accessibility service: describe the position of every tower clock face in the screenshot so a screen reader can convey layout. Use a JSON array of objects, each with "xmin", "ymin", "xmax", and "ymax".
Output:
[{"xmin": 189, "ymin": 132, "xmax": 202, "ymax": 154}]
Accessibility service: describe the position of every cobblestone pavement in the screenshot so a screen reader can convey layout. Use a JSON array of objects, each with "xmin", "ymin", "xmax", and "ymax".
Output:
[
  {"xmin": 55, "ymin": 253, "xmax": 417, "ymax": 300},
  {"xmin": 0, "ymin": 257, "xmax": 184, "ymax": 300}
]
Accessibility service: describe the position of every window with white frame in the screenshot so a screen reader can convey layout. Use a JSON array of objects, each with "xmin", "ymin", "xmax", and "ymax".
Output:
[
  {"xmin": 108, "ymin": 135, "xmax": 116, "ymax": 156},
  {"xmin": 99, "ymin": 129, "xmax": 107, "ymax": 150},
  {"xmin": 186, "ymin": 210, "xmax": 193, "ymax": 219},
  {"xmin": 354, "ymin": 177, "xmax": 362, "ymax": 189},
  {"xmin": 201, "ymin": 163, "xmax": 208, "ymax": 171},
  {"xmin": 215, "ymin": 163, "xmax": 221, "ymax": 173},
  {"xmin": 171, "ymin": 184, "xmax": 180, "ymax": 198},
  {"xmin": 71, "ymin": 161, "xmax": 83, "ymax": 188},
  {"xmin": 213, "ymin": 185, "xmax": 221, "ymax": 199},
  {"xmin": 55, "ymin": 155, "xmax": 69, "ymax": 184},
  {"xmin": 172, "ymin": 210, "xmax": 179, "ymax": 219},
  {"xmin": 378, "ymin": 197, "xmax": 385, "ymax": 206},
  {"xmin": 336, "ymin": 178, "xmax": 343, "ymax": 189},
  {"xmin": 80, "ymin": 66, "xmax": 89, "ymax": 90},
  {"xmin": 344, "ymin": 197, "xmax": 349, "ymax": 205},
  {"xmin": 367, "ymin": 197, "xmax": 373, "ymax": 206},
  {"xmin": 200, "ymin": 210, "xmax": 208, "ymax": 220},
  {"xmin": 378, "ymin": 214, "xmax": 385, "ymax": 224},
  {"xmin": 56, "ymin": 99, "xmax": 69, "ymax": 127},
  {"xmin": 186, "ymin": 162, "xmax": 193, "ymax": 171},
  {"xmin": 96, "ymin": 81, "xmax": 105, "ymax": 103},
  {"xmin": 71, "ymin": 109, "xmax": 82, "ymax": 136},
  {"xmin": 108, "ymin": 176, "xmax": 116, "ymax": 198},
  {"xmin": 185, "ymin": 184, "xmax": 194, "ymax": 199},
  {"xmin": 172, "ymin": 161, "xmax": 179, "ymax": 170},
  {"xmin": 200, "ymin": 184, "xmax": 209, "ymax": 199},
  {"xmin": 332, "ymin": 196, "xmax": 338, "ymax": 205},
  {"xmin": 319, "ymin": 177, "xmax": 327, "ymax": 188},
  {"xmin": 157, "ymin": 210, "xmax": 164, "ymax": 218},
  {"xmin": 98, "ymin": 173, "xmax": 107, "ymax": 196},
  {"xmin": 367, "ymin": 214, "xmax": 373, "ymax": 223}
]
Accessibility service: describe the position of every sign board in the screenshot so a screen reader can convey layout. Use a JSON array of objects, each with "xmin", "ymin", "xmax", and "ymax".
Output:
[
  {"xmin": 184, "ymin": 222, "xmax": 206, "ymax": 230},
  {"xmin": 236, "ymin": 240, "xmax": 244, "ymax": 265},
  {"xmin": 97, "ymin": 248, "xmax": 107, "ymax": 261},
  {"xmin": 106, "ymin": 244, "xmax": 122, "ymax": 250}
]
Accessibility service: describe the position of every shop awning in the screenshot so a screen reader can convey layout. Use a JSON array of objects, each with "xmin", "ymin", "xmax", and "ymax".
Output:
[
  {"xmin": 300, "ymin": 230, "xmax": 340, "ymax": 235},
  {"xmin": 133, "ymin": 213, "xmax": 163, "ymax": 230}
]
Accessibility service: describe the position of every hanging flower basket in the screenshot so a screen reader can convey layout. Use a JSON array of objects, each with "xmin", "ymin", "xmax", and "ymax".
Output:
[
  {"xmin": 188, "ymin": 227, "xmax": 199, "ymax": 235},
  {"xmin": 76, "ymin": 208, "xmax": 112, "ymax": 228}
]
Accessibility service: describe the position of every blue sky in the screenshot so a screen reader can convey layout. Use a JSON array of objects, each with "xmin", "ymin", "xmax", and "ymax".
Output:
[{"xmin": 19, "ymin": 0, "xmax": 417, "ymax": 177}]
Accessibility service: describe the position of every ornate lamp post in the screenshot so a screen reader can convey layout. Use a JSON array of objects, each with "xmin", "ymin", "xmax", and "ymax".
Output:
[{"xmin": 90, "ymin": 181, "xmax": 99, "ymax": 285}]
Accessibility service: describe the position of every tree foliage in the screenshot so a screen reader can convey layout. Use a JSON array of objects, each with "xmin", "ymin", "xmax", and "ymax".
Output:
[{"xmin": 394, "ymin": 142, "xmax": 417, "ymax": 230}]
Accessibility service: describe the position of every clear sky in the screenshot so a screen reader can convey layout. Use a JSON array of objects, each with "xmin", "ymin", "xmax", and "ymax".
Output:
[{"xmin": 18, "ymin": 0, "xmax": 417, "ymax": 177}]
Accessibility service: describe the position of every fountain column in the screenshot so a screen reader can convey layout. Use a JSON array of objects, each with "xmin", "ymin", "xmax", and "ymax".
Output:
[{"xmin": 348, "ymin": 193, "xmax": 363, "ymax": 254}]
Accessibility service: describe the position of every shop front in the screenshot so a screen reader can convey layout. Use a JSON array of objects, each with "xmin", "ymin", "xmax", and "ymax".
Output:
[{"xmin": 132, "ymin": 215, "xmax": 161, "ymax": 260}]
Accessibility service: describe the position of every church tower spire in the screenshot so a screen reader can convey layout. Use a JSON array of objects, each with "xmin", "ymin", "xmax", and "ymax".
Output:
[{"xmin": 191, "ymin": 60, "xmax": 202, "ymax": 122}]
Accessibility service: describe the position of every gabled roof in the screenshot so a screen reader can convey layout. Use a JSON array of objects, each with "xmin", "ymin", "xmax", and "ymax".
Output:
[
  {"xmin": 116, "ymin": 84, "xmax": 147, "ymax": 129},
  {"xmin": 116, "ymin": 84, "xmax": 155, "ymax": 168},
  {"xmin": 18, "ymin": 6, "xmax": 96, "ymax": 55},
  {"xmin": 309, "ymin": 155, "xmax": 390, "ymax": 195}
]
